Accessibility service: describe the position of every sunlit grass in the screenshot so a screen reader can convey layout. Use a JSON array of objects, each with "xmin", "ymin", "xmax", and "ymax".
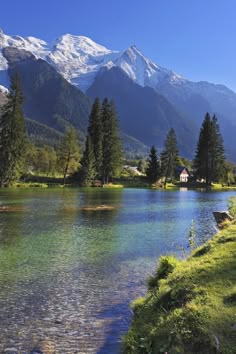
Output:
[{"xmin": 123, "ymin": 224, "xmax": 236, "ymax": 354}]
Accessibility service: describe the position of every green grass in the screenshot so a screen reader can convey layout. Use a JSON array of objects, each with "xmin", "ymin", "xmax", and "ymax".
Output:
[
  {"xmin": 228, "ymin": 197, "xmax": 236, "ymax": 218},
  {"xmin": 102, "ymin": 183, "xmax": 124, "ymax": 189},
  {"xmin": 123, "ymin": 224, "xmax": 236, "ymax": 354},
  {"xmin": 212, "ymin": 183, "xmax": 236, "ymax": 190}
]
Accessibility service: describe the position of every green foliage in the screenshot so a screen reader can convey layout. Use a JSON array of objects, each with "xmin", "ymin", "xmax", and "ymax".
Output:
[
  {"xmin": 219, "ymin": 161, "xmax": 235, "ymax": 186},
  {"xmin": 26, "ymin": 118, "xmax": 63, "ymax": 147},
  {"xmin": 194, "ymin": 113, "xmax": 225, "ymax": 185},
  {"xmin": 188, "ymin": 220, "xmax": 196, "ymax": 251},
  {"xmin": 57, "ymin": 127, "xmax": 80, "ymax": 185},
  {"xmin": 228, "ymin": 197, "xmax": 236, "ymax": 218},
  {"xmin": 178, "ymin": 156, "xmax": 192, "ymax": 169},
  {"xmin": 148, "ymin": 256, "xmax": 179, "ymax": 290},
  {"xmin": 79, "ymin": 135, "xmax": 96, "ymax": 185},
  {"xmin": 0, "ymin": 74, "xmax": 27, "ymax": 186},
  {"xmin": 137, "ymin": 159, "xmax": 147, "ymax": 173},
  {"xmin": 80, "ymin": 98, "xmax": 123, "ymax": 185},
  {"xmin": 88, "ymin": 97, "xmax": 103, "ymax": 176},
  {"xmin": 124, "ymin": 224, "xmax": 236, "ymax": 354},
  {"xmin": 101, "ymin": 99, "xmax": 123, "ymax": 183},
  {"xmin": 161, "ymin": 128, "xmax": 179, "ymax": 185},
  {"xmin": 146, "ymin": 145, "xmax": 160, "ymax": 183}
]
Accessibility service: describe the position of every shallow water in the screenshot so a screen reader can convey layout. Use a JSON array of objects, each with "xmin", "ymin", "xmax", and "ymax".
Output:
[{"xmin": 0, "ymin": 188, "xmax": 235, "ymax": 353}]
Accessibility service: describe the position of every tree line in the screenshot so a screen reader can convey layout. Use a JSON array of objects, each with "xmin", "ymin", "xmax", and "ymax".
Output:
[
  {"xmin": 0, "ymin": 74, "xmax": 235, "ymax": 187},
  {"xmin": 145, "ymin": 112, "xmax": 234, "ymax": 186},
  {"xmin": 0, "ymin": 75, "xmax": 123, "ymax": 186}
]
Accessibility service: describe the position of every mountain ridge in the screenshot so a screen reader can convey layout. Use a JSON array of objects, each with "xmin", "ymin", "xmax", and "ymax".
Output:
[{"xmin": 0, "ymin": 29, "xmax": 235, "ymax": 160}]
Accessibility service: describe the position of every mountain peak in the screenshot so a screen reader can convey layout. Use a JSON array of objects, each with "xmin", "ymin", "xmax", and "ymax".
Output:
[{"xmin": 55, "ymin": 34, "xmax": 115, "ymax": 57}]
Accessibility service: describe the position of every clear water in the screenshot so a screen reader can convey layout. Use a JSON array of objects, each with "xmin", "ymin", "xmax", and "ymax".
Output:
[{"xmin": 0, "ymin": 188, "xmax": 235, "ymax": 354}]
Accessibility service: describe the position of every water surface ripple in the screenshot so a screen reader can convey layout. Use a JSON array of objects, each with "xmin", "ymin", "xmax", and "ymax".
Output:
[{"xmin": 0, "ymin": 188, "xmax": 235, "ymax": 353}]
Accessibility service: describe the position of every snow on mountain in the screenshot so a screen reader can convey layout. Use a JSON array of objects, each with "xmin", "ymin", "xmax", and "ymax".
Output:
[
  {"xmin": 114, "ymin": 44, "xmax": 186, "ymax": 89},
  {"xmin": 0, "ymin": 29, "xmax": 186, "ymax": 92},
  {"xmin": 0, "ymin": 84, "xmax": 8, "ymax": 93},
  {"xmin": 0, "ymin": 28, "xmax": 235, "ymax": 109},
  {"xmin": 47, "ymin": 34, "xmax": 120, "ymax": 91},
  {"xmin": 0, "ymin": 28, "xmax": 50, "ymax": 60},
  {"xmin": 0, "ymin": 28, "xmax": 50, "ymax": 89}
]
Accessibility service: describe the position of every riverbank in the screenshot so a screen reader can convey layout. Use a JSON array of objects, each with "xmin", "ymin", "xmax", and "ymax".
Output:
[
  {"xmin": 9, "ymin": 176, "xmax": 236, "ymax": 190},
  {"xmin": 123, "ymin": 211, "xmax": 236, "ymax": 353}
]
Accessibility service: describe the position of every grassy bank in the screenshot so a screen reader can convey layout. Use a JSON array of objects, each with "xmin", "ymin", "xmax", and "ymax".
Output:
[{"xmin": 123, "ymin": 204, "xmax": 236, "ymax": 353}]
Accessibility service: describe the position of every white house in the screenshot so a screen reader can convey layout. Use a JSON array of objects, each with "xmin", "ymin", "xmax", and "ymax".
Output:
[{"xmin": 177, "ymin": 167, "xmax": 191, "ymax": 182}]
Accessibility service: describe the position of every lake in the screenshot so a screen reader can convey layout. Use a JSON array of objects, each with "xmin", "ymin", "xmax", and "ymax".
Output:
[{"xmin": 0, "ymin": 188, "xmax": 235, "ymax": 354}]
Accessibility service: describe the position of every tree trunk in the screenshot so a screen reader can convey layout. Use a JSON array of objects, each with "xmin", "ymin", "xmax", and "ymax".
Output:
[{"xmin": 63, "ymin": 152, "xmax": 71, "ymax": 186}]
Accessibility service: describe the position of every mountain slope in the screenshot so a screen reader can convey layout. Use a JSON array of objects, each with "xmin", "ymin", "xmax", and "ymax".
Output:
[
  {"xmin": 3, "ymin": 46, "xmax": 92, "ymax": 135},
  {"xmin": 0, "ymin": 30, "xmax": 235, "ymax": 159},
  {"xmin": 0, "ymin": 49, "xmax": 148, "ymax": 157},
  {"xmin": 87, "ymin": 66, "xmax": 196, "ymax": 156}
]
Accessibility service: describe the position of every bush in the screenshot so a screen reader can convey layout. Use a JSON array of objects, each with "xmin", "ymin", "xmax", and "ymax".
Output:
[{"xmin": 148, "ymin": 256, "xmax": 179, "ymax": 290}]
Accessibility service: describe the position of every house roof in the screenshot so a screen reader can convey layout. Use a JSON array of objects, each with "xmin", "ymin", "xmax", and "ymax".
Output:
[{"xmin": 176, "ymin": 166, "xmax": 191, "ymax": 176}]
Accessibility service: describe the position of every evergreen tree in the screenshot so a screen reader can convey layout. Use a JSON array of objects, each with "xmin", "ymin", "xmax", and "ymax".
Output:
[
  {"xmin": 57, "ymin": 127, "xmax": 80, "ymax": 185},
  {"xmin": 210, "ymin": 115, "xmax": 225, "ymax": 181},
  {"xmin": 101, "ymin": 99, "xmax": 123, "ymax": 184},
  {"xmin": 194, "ymin": 113, "xmax": 225, "ymax": 185},
  {"xmin": 0, "ymin": 74, "xmax": 27, "ymax": 186},
  {"xmin": 146, "ymin": 145, "xmax": 160, "ymax": 183},
  {"xmin": 87, "ymin": 98, "xmax": 103, "ymax": 177},
  {"xmin": 80, "ymin": 135, "xmax": 96, "ymax": 185},
  {"xmin": 161, "ymin": 128, "xmax": 179, "ymax": 185},
  {"xmin": 194, "ymin": 112, "xmax": 212, "ymax": 185}
]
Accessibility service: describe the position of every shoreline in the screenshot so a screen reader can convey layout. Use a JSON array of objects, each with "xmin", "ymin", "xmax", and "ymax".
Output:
[{"xmin": 123, "ymin": 207, "xmax": 236, "ymax": 353}]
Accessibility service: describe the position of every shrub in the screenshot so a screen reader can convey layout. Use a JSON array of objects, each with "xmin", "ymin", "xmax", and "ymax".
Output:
[{"xmin": 148, "ymin": 256, "xmax": 179, "ymax": 290}]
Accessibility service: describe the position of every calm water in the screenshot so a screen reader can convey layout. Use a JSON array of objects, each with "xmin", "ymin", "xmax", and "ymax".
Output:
[{"xmin": 0, "ymin": 188, "xmax": 235, "ymax": 354}]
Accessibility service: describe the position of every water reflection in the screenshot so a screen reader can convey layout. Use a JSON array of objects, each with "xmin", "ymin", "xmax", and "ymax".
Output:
[{"xmin": 0, "ymin": 188, "xmax": 235, "ymax": 353}]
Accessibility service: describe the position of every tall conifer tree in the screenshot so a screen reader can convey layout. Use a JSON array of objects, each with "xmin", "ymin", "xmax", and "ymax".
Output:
[
  {"xmin": 101, "ymin": 99, "xmax": 122, "ymax": 184},
  {"xmin": 146, "ymin": 145, "xmax": 160, "ymax": 183},
  {"xmin": 194, "ymin": 113, "xmax": 225, "ymax": 185},
  {"xmin": 87, "ymin": 98, "xmax": 103, "ymax": 177},
  {"xmin": 80, "ymin": 135, "xmax": 96, "ymax": 185},
  {"xmin": 161, "ymin": 128, "xmax": 179, "ymax": 185},
  {"xmin": 0, "ymin": 74, "xmax": 27, "ymax": 186},
  {"xmin": 210, "ymin": 115, "xmax": 225, "ymax": 181}
]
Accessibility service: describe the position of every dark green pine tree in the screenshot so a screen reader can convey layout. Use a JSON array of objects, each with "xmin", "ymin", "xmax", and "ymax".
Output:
[
  {"xmin": 161, "ymin": 128, "xmax": 179, "ymax": 185},
  {"xmin": 146, "ymin": 145, "xmax": 160, "ymax": 183},
  {"xmin": 87, "ymin": 97, "xmax": 103, "ymax": 177},
  {"xmin": 101, "ymin": 98, "xmax": 123, "ymax": 184},
  {"xmin": 194, "ymin": 113, "xmax": 225, "ymax": 185},
  {"xmin": 210, "ymin": 115, "xmax": 225, "ymax": 182},
  {"xmin": 80, "ymin": 135, "xmax": 96, "ymax": 185},
  {"xmin": 194, "ymin": 112, "xmax": 212, "ymax": 185},
  {"xmin": 0, "ymin": 74, "xmax": 27, "ymax": 186}
]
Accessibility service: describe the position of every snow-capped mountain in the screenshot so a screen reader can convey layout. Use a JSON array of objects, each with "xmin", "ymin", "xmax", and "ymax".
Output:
[
  {"xmin": 47, "ymin": 34, "xmax": 120, "ymax": 91},
  {"xmin": 1, "ymin": 28, "xmax": 235, "ymax": 114},
  {"xmin": 115, "ymin": 45, "xmax": 185, "ymax": 89},
  {"xmin": 0, "ymin": 29, "xmax": 236, "ymax": 160},
  {"xmin": 0, "ymin": 28, "xmax": 185, "ymax": 92}
]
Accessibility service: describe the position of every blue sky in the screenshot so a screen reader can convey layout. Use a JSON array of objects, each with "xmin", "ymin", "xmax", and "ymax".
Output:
[{"xmin": 1, "ymin": 0, "xmax": 236, "ymax": 90}]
